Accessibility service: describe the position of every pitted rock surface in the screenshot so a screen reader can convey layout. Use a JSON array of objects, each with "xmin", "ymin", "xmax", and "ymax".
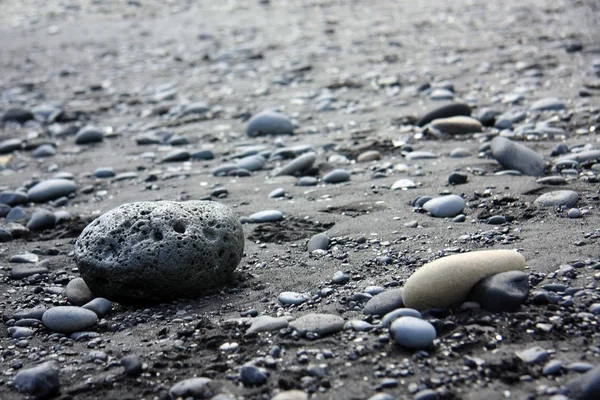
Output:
[{"xmin": 74, "ymin": 201, "xmax": 244, "ymax": 302}]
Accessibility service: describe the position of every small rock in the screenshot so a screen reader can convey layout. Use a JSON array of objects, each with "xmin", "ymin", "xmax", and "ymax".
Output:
[
  {"xmin": 323, "ymin": 169, "xmax": 350, "ymax": 183},
  {"xmin": 414, "ymin": 389, "xmax": 439, "ymax": 400},
  {"xmin": 81, "ymin": 298, "xmax": 112, "ymax": 318},
  {"xmin": 567, "ymin": 366, "xmax": 600, "ymax": 400},
  {"xmin": 248, "ymin": 210, "xmax": 284, "ymax": 223},
  {"xmin": 246, "ymin": 316, "xmax": 289, "ymax": 334},
  {"xmin": 534, "ymin": 190, "xmax": 578, "ymax": 208},
  {"xmin": 391, "ymin": 179, "xmax": 417, "ymax": 190},
  {"xmin": 247, "ymin": 111, "xmax": 294, "ymax": 137},
  {"xmin": 0, "ymin": 190, "xmax": 28, "ymax": 206},
  {"xmin": 448, "ymin": 172, "xmax": 467, "ymax": 185},
  {"xmin": 423, "ymin": 195, "xmax": 465, "ymax": 218},
  {"xmin": 469, "ymin": 271, "xmax": 529, "ymax": 312},
  {"xmin": 162, "ymin": 150, "xmax": 191, "ymax": 162},
  {"xmin": 389, "ymin": 317, "xmax": 436, "ymax": 349},
  {"xmin": 271, "ymin": 390, "xmax": 309, "ymax": 400},
  {"xmin": 11, "ymin": 263, "xmax": 49, "ymax": 279},
  {"xmin": 363, "ymin": 289, "xmax": 404, "ymax": 315},
  {"xmin": 2, "ymin": 108, "xmax": 34, "ymax": 124},
  {"xmin": 417, "ymin": 103, "xmax": 471, "ymax": 127},
  {"xmin": 429, "ymin": 116, "xmax": 483, "ymax": 134},
  {"xmin": 382, "ymin": 308, "xmax": 422, "ymax": 327},
  {"xmin": 75, "ymin": 126, "xmax": 104, "ymax": 144},
  {"xmin": 66, "ymin": 278, "xmax": 94, "ymax": 306},
  {"xmin": 568, "ymin": 208, "xmax": 581, "ymax": 218},
  {"xmin": 278, "ymin": 292, "xmax": 307, "ymax": 306},
  {"xmin": 357, "ymin": 150, "xmax": 381, "ymax": 162},
  {"xmin": 542, "ymin": 360, "xmax": 563, "ymax": 376},
  {"xmin": 168, "ymin": 377, "xmax": 214, "ymax": 399},
  {"xmin": 268, "ymin": 188, "xmax": 285, "ymax": 198},
  {"xmin": 491, "ymin": 137, "xmax": 545, "ymax": 176},
  {"xmin": 530, "ymin": 98, "xmax": 566, "ymax": 112},
  {"xmin": 289, "ymin": 313, "xmax": 345, "ymax": 336},
  {"xmin": 449, "ymin": 148, "xmax": 471, "ymax": 158},
  {"xmin": 332, "ymin": 271, "xmax": 350, "ymax": 284},
  {"xmin": 307, "ymin": 233, "xmax": 330, "ymax": 252},
  {"xmin": 121, "ymin": 354, "xmax": 143, "ymax": 376},
  {"xmin": 42, "ymin": 306, "xmax": 98, "ymax": 333},
  {"xmin": 240, "ymin": 365, "xmax": 268, "ymax": 386},
  {"xmin": 26, "ymin": 209, "xmax": 56, "ymax": 231},
  {"xmin": 13, "ymin": 361, "xmax": 60, "ymax": 398},
  {"xmin": 27, "ymin": 179, "xmax": 77, "ymax": 203},
  {"xmin": 273, "ymin": 152, "xmax": 316, "ymax": 176},
  {"xmin": 516, "ymin": 346, "xmax": 549, "ymax": 364},
  {"xmin": 32, "ymin": 144, "xmax": 56, "ymax": 158}
]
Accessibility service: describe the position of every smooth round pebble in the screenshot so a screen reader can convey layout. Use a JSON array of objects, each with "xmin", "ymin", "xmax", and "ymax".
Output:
[
  {"xmin": 357, "ymin": 150, "xmax": 381, "ymax": 162},
  {"xmin": 268, "ymin": 188, "xmax": 285, "ymax": 198},
  {"xmin": 66, "ymin": 277, "xmax": 94, "ymax": 306},
  {"xmin": 414, "ymin": 389, "xmax": 439, "ymax": 400},
  {"xmin": 274, "ymin": 152, "xmax": 316, "ymax": 177},
  {"xmin": 82, "ymin": 298, "xmax": 112, "ymax": 318},
  {"xmin": 307, "ymin": 232, "xmax": 330, "ymax": 252},
  {"xmin": 423, "ymin": 195, "xmax": 465, "ymax": 218},
  {"xmin": 389, "ymin": 317, "xmax": 436, "ymax": 349},
  {"xmin": 75, "ymin": 126, "xmax": 104, "ymax": 144},
  {"xmin": 534, "ymin": 190, "xmax": 578, "ymax": 208},
  {"xmin": 247, "ymin": 111, "xmax": 294, "ymax": 137},
  {"xmin": 288, "ymin": 313, "xmax": 345, "ymax": 336},
  {"xmin": 278, "ymin": 292, "xmax": 307, "ymax": 306},
  {"xmin": 391, "ymin": 179, "xmax": 417, "ymax": 190},
  {"xmin": 417, "ymin": 103, "xmax": 471, "ymax": 127},
  {"xmin": 332, "ymin": 271, "xmax": 350, "ymax": 284},
  {"xmin": 121, "ymin": 354, "xmax": 143, "ymax": 376},
  {"xmin": 323, "ymin": 169, "xmax": 350, "ymax": 183},
  {"xmin": 491, "ymin": 137, "xmax": 545, "ymax": 176},
  {"xmin": 168, "ymin": 377, "xmax": 214, "ymax": 399},
  {"xmin": 363, "ymin": 289, "xmax": 404, "ymax": 315},
  {"xmin": 469, "ymin": 270, "xmax": 529, "ymax": 312},
  {"xmin": 382, "ymin": 308, "xmax": 422, "ymax": 327},
  {"xmin": 42, "ymin": 306, "xmax": 98, "ymax": 333},
  {"xmin": 448, "ymin": 172, "xmax": 467, "ymax": 185},
  {"xmin": 429, "ymin": 116, "xmax": 482, "ymax": 134},
  {"xmin": 248, "ymin": 210, "xmax": 284, "ymax": 223},
  {"xmin": 27, "ymin": 179, "xmax": 77, "ymax": 203},
  {"xmin": 26, "ymin": 209, "xmax": 56, "ymax": 231},
  {"xmin": 568, "ymin": 208, "xmax": 581, "ymax": 218}
]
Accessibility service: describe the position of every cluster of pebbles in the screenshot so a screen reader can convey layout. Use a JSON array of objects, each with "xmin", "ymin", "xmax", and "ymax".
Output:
[{"xmin": 2, "ymin": 0, "xmax": 600, "ymax": 399}]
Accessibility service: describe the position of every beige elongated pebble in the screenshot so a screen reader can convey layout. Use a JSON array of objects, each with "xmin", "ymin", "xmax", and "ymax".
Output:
[{"xmin": 402, "ymin": 250, "xmax": 526, "ymax": 310}]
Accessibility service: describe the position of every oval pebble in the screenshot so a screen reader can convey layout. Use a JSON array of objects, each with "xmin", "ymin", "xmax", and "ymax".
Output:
[
  {"xmin": 389, "ymin": 317, "xmax": 436, "ymax": 349},
  {"xmin": 26, "ymin": 209, "xmax": 56, "ymax": 231},
  {"xmin": 307, "ymin": 232, "xmax": 330, "ymax": 252},
  {"xmin": 568, "ymin": 208, "xmax": 581, "ymax": 218},
  {"xmin": 363, "ymin": 289, "xmax": 404, "ymax": 315},
  {"xmin": 274, "ymin": 152, "xmax": 316, "ymax": 176},
  {"xmin": 417, "ymin": 103, "xmax": 471, "ymax": 127},
  {"xmin": 423, "ymin": 195, "xmax": 465, "ymax": 218},
  {"xmin": 491, "ymin": 137, "xmax": 545, "ymax": 176},
  {"xmin": 66, "ymin": 277, "xmax": 94, "ymax": 306},
  {"xmin": 402, "ymin": 250, "xmax": 526, "ymax": 310},
  {"xmin": 289, "ymin": 313, "xmax": 345, "ymax": 336},
  {"xmin": 169, "ymin": 377, "xmax": 213, "ymax": 399},
  {"xmin": 27, "ymin": 179, "xmax": 77, "ymax": 203},
  {"xmin": 75, "ymin": 126, "xmax": 104, "ymax": 144},
  {"xmin": 357, "ymin": 150, "xmax": 381, "ymax": 162},
  {"xmin": 248, "ymin": 210, "xmax": 283, "ymax": 223},
  {"xmin": 429, "ymin": 116, "xmax": 482, "ymax": 134},
  {"xmin": 278, "ymin": 292, "xmax": 307, "ymax": 306},
  {"xmin": 534, "ymin": 190, "xmax": 578, "ymax": 208},
  {"xmin": 391, "ymin": 179, "xmax": 416, "ymax": 190},
  {"xmin": 247, "ymin": 111, "xmax": 294, "ymax": 137},
  {"xmin": 323, "ymin": 169, "xmax": 350, "ymax": 183},
  {"xmin": 42, "ymin": 306, "xmax": 99, "ymax": 333},
  {"xmin": 82, "ymin": 298, "xmax": 112, "ymax": 318},
  {"xmin": 382, "ymin": 308, "xmax": 422, "ymax": 327}
]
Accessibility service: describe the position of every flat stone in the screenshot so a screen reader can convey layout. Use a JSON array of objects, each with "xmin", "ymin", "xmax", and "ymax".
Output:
[
  {"xmin": 9, "ymin": 253, "xmax": 39, "ymax": 263},
  {"xmin": 0, "ymin": 190, "xmax": 28, "ymax": 206},
  {"xmin": 344, "ymin": 320, "xmax": 374, "ymax": 331},
  {"xmin": 268, "ymin": 188, "xmax": 285, "ymax": 198},
  {"xmin": 26, "ymin": 209, "xmax": 56, "ymax": 231},
  {"xmin": 307, "ymin": 233, "xmax": 330, "ymax": 252},
  {"xmin": 278, "ymin": 292, "xmax": 307, "ymax": 306},
  {"xmin": 190, "ymin": 149, "xmax": 214, "ymax": 160},
  {"xmin": 357, "ymin": 150, "xmax": 381, "ymax": 162},
  {"xmin": 297, "ymin": 176, "xmax": 318, "ymax": 186},
  {"xmin": 246, "ymin": 316, "xmax": 290, "ymax": 334},
  {"xmin": 530, "ymin": 97, "xmax": 566, "ymax": 111},
  {"xmin": 323, "ymin": 169, "xmax": 350, "ymax": 183},
  {"xmin": 402, "ymin": 250, "xmax": 526, "ymax": 310},
  {"xmin": 271, "ymin": 390, "xmax": 309, "ymax": 400},
  {"xmin": 491, "ymin": 137, "xmax": 545, "ymax": 176},
  {"xmin": 556, "ymin": 150, "xmax": 600, "ymax": 163},
  {"xmin": 0, "ymin": 138, "xmax": 23, "ymax": 154},
  {"xmin": 450, "ymin": 148, "xmax": 472, "ymax": 158},
  {"xmin": 42, "ymin": 306, "xmax": 99, "ymax": 333},
  {"xmin": 381, "ymin": 308, "xmax": 422, "ymax": 327},
  {"xmin": 469, "ymin": 271, "xmax": 529, "ymax": 312},
  {"xmin": 405, "ymin": 151, "xmax": 438, "ymax": 160},
  {"xmin": 516, "ymin": 346, "xmax": 549, "ymax": 364},
  {"xmin": 391, "ymin": 179, "xmax": 417, "ymax": 190},
  {"xmin": 417, "ymin": 103, "xmax": 472, "ymax": 127},
  {"xmin": 289, "ymin": 313, "xmax": 345, "ymax": 336},
  {"xmin": 169, "ymin": 377, "xmax": 214, "ymax": 399},
  {"xmin": 11, "ymin": 263, "xmax": 50, "ymax": 279},
  {"xmin": 543, "ymin": 360, "xmax": 563, "ymax": 376},
  {"xmin": 534, "ymin": 190, "xmax": 578, "ymax": 208},
  {"xmin": 27, "ymin": 179, "xmax": 77, "ymax": 203},
  {"xmin": 273, "ymin": 152, "xmax": 316, "ymax": 176},
  {"xmin": 6, "ymin": 206, "xmax": 28, "ymax": 222},
  {"xmin": 363, "ymin": 289, "xmax": 404, "ymax": 315},
  {"xmin": 93, "ymin": 167, "xmax": 116, "ymax": 178},
  {"xmin": 248, "ymin": 210, "xmax": 283, "ymax": 223},
  {"xmin": 247, "ymin": 111, "xmax": 294, "ymax": 137},
  {"xmin": 13, "ymin": 361, "xmax": 60, "ymax": 398},
  {"xmin": 75, "ymin": 126, "xmax": 104, "ymax": 144},
  {"xmin": 2, "ymin": 108, "xmax": 34, "ymax": 124},
  {"xmin": 536, "ymin": 176, "xmax": 566, "ymax": 185},
  {"xmin": 237, "ymin": 154, "xmax": 266, "ymax": 171},
  {"xmin": 66, "ymin": 278, "xmax": 94, "ymax": 306},
  {"xmin": 423, "ymin": 195, "xmax": 465, "ymax": 218},
  {"xmin": 429, "ymin": 116, "xmax": 482, "ymax": 134},
  {"xmin": 75, "ymin": 201, "xmax": 244, "ymax": 302},
  {"xmin": 389, "ymin": 317, "xmax": 436, "ymax": 349}
]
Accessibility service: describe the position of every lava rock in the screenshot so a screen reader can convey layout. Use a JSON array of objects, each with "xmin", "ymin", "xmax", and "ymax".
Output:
[
  {"xmin": 42, "ymin": 306, "xmax": 98, "ymax": 333},
  {"xmin": 13, "ymin": 361, "xmax": 60, "ymax": 398},
  {"xmin": 490, "ymin": 137, "xmax": 545, "ymax": 176},
  {"xmin": 74, "ymin": 201, "xmax": 244, "ymax": 302},
  {"xmin": 469, "ymin": 271, "xmax": 529, "ymax": 312},
  {"xmin": 27, "ymin": 179, "xmax": 77, "ymax": 203},
  {"xmin": 247, "ymin": 111, "xmax": 294, "ymax": 137},
  {"xmin": 402, "ymin": 250, "xmax": 526, "ymax": 310},
  {"xmin": 389, "ymin": 317, "xmax": 436, "ymax": 349}
]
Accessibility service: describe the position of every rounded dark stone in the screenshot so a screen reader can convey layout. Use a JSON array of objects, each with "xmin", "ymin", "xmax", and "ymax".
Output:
[
  {"xmin": 469, "ymin": 271, "xmax": 529, "ymax": 312},
  {"xmin": 417, "ymin": 103, "xmax": 472, "ymax": 127}
]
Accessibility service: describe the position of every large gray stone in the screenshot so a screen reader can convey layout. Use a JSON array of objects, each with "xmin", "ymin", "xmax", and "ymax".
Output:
[
  {"xmin": 247, "ymin": 111, "xmax": 294, "ymax": 137},
  {"xmin": 75, "ymin": 201, "xmax": 244, "ymax": 302},
  {"xmin": 42, "ymin": 306, "xmax": 98, "ymax": 333},
  {"xmin": 402, "ymin": 250, "xmax": 526, "ymax": 310},
  {"xmin": 13, "ymin": 361, "xmax": 60, "ymax": 398},
  {"xmin": 533, "ymin": 190, "xmax": 579, "ymax": 208},
  {"xmin": 491, "ymin": 137, "xmax": 545, "ymax": 176}
]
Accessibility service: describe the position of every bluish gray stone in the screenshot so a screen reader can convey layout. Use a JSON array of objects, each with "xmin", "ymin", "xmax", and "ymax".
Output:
[
  {"xmin": 423, "ymin": 195, "xmax": 465, "ymax": 218},
  {"xmin": 93, "ymin": 167, "xmax": 115, "ymax": 178},
  {"xmin": 556, "ymin": 150, "xmax": 600, "ymax": 164},
  {"xmin": 389, "ymin": 317, "xmax": 436, "ymax": 349},
  {"xmin": 278, "ymin": 292, "xmax": 307, "ymax": 306},
  {"xmin": 469, "ymin": 271, "xmax": 529, "ymax": 312},
  {"xmin": 363, "ymin": 289, "xmax": 404, "ymax": 315},
  {"xmin": 307, "ymin": 233, "xmax": 330, "ymax": 252},
  {"xmin": 530, "ymin": 97, "xmax": 566, "ymax": 111},
  {"xmin": 568, "ymin": 208, "xmax": 581, "ymax": 218},
  {"xmin": 247, "ymin": 111, "xmax": 294, "ymax": 137},
  {"xmin": 0, "ymin": 138, "xmax": 23, "ymax": 154},
  {"xmin": 42, "ymin": 306, "xmax": 98, "ymax": 333},
  {"xmin": 13, "ymin": 361, "xmax": 60, "ymax": 398},
  {"xmin": 323, "ymin": 169, "xmax": 350, "ymax": 183},
  {"xmin": 168, "ymin": 377, "xmax": 214, "ymax": 399},
  {"xmin": 11, "ymin": 263, "xmax": 49, "ymax": 279},
  {"xmin": 26, "ymin": 209, "xmax": 56, "ymax": 231},
  {"xmin": 75, "ymin": 126, "xmax": 104, "ymax": 144},
  {"xmin": 9, "ymin": 326, "xmax": 35, "ymax": 339},
  {"xmin": 381, "ymin": 308, "xmax": 422, "ymax": 327},
  {"xmin": 450, "ymin": 148, "xmax": 471, "ymax": 158},
  {"xmin": 75, "ymin": 201, "xmax": 244, "ymax": 302},
  {"xmin": 269, "ymin": 188, "xmax": 286, "ymax": 198},
  {"xmin": 405, "ymin": 151, "xmax": 438, "ymax": 160},
  {"xmin": 246, "ymin": 316, "xmax": 289, "ymax": 334},
  {"xmin": 237, "ymin": 154, "xmax": 266, "ymax": 171},
  {"xmin": 2, "ymin": 108, "xmax": 34, "ymax": 124},
  {"xmin": 162, "ymin": 150, "xmax": 190, "ymax": 162},
  {"xmin": 297, "ymin": 176, "xmax": 318, "ymax": 186},
  {"xmin": 12, "ymin": 306, "xmax": 47, "ymax": 321},
  {"xmin": 332, "ymin": 271, "xmax": 349, "ymax": 284},
  {"xmin": 27, "ymin": 179, "xmax": 77, "ymax": 203},
  {"xmin": 190, "ymin": 149, "xmax": 214, "ymax": 160},
  {"xmin": 32, "ymin": 144, "xmax": 56, "ymax": 158},
  {"xmin": 567, "ymin": 362, "xmax": 595, "ymax": 373},
  {"xmin": 181, "ymin": 102, "xmax": 210, "ymax": 116},
  {"xmin": 6, "ymin": 206, "xmax": 28, "ymax": 222},
  {"xmin": 248, "ymin": 210, "xmax": 283, "ymax": 223},
  {"xmin": 542, "ymin": 360, "xmax": 563, "ymax": 376},
  {"xmin": 9, "ymin": 253, "xmax": 39, "ymax": 263},
  {"xmin": 66, "ymin": 278, "xmax": 94, "ymax": 306},
  {"xmin": 367, "ymin": 394, "xmax": 394, "ymax": 400},
  {"xmin": 536, "ymin": 176, "xmax": 566, "ymax": 185},
  {"xmin": 344, "ymin": 320, "xmax": 374, "ymax": 332},
  {"xmin": 212, "ymin": 163, "xmax": 238, "ymax": 176},
  {"xmin": 429, "ymin": 116, "xmax": 482, "ymax": 134},
  {"xmin": 515, "ymin": 346, "xmax": 549, "ymax": 364},
  {"xmin": 240, "ymin": 365, "xmax": 268, "ymax": 386},
  {"xmin": 487, "ymin": 215, "xmax": 506, "ymax": 225},
  {"xmin": 491, "ymin": 137, "xmax": 545, "ymax": 176},
  {"xmin": 289, "ymin": 313, "xmax": 345, "ymax": 336},
  {"xmin": 534, "ymin": 190, "xmax": 578, "ymax": 208},
  {"xmin": 274, "ymin": 152, "xmax": 316, "ymax": 176},
  {"xmin": 121, "ymin": 354, "xmax": 143, "ymax": 376},
  {"xmin": 414, "ymin": 389, "xmax": 439, "ymax": 400},
  {"xmin": 82, "ymin": 298, "xmax": 112, "ymax": 318},
  {"xmin": 567, "ymin": 365, "xmax": 600, "ymax": 400},
  {"xmin": 0, "ymin": 190, "xmax": 28, "ymax": 206}
]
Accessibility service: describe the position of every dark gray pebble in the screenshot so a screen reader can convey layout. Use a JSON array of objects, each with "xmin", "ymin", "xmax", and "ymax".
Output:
[
  {"xmin": 162, "ymin": 150, "xmax": 190, "ymax": 162},
  {"xmin": 27, "ymin": 179, "xmax": 77, "ymax": 203},
  {"xmin": 491, "ymin": 137, "xmax": 545, "ymax": 176},
  {"xmin": 121, "ymin": 354, "xmax": 143, "ymax": 376},
  {"xmin": 247, "ymin": 111, "xmax": 294, "ymax": 137},
  {"xmin": 66, "ymin": 278, "xmax": 94, "ymax": 306},
  {"xmin": 363, "ymin": 289, "xmax": 404, "ymax": 315},
  {"xmin": 26, "ymin": 209, "xmax": 56, "ymax": 231},
  {"xmin": 448, "ymin": 172, "xmax": 467, "ymax": 185},
  {"xmin": 0, "ymin": 190, "xmax": 28, "ymax": 206},
  {"xmin": 13, "ymin": 361, "xmax": 60, "ymax": 398},
  {"xmin": 42, "ymin": 306, "xmax": 99, "ymax": 333},
  {"xmin": 469, "ymin": 271, "xmax": 529, "ymax": 312},
  {"xmin": 32, "ymin": 144, "xmax": 56, "ymax": 158},
  {"xmin": 240, "ymin": 365, "xmax": 268, "ymax": 386},
  {"xmin": 82, "ymin": 298, "xmax": 112, "ymax": 318},
  {"xmin": 75, "ymin": 126, "xmax": 104, "ymax": 145},
  {"xmin": 307, "ymin": 233, "xmax": 330, "ymax": 252},
  {"xmin": 487, "ymin": 215, "xmax": 506, "ymax": 225},
  {"xmin": 417, "ymin": 103, "xmax": 471, "ymax": 127}
]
